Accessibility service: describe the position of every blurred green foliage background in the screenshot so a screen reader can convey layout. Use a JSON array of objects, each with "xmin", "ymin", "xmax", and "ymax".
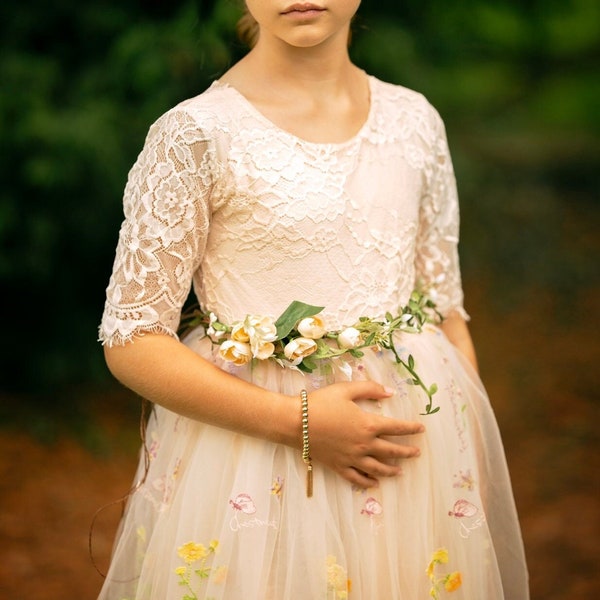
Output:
[{"xmin": 1, "ymin": 0, "xmax": 598, "ymax": 412}]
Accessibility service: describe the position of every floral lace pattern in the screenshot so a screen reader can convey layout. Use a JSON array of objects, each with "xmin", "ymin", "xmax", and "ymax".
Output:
[{"xmin": 99, "ymin": 77, "xmax": 467, "ymax": 346}]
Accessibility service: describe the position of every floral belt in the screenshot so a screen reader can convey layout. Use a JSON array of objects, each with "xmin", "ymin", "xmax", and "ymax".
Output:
[{"xmin": 179, "ymin": 290, "xmax": 443, "ymax": 415}]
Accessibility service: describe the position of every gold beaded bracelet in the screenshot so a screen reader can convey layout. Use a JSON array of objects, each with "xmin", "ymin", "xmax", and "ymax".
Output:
[{"xmin": 300, "ymin": 389, "xmax": 313, "ymax": 498}]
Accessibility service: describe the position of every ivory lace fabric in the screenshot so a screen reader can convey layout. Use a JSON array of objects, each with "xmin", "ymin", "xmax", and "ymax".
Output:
[{"xmin": 98, "ymin": 77, "xmax": 529, "ymax": 599}]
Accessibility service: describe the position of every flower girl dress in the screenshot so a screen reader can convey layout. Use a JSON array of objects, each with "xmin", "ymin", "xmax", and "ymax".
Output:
[{"xmin": 98, "ymin": 76, "xmax": 529, "ymax": 599}]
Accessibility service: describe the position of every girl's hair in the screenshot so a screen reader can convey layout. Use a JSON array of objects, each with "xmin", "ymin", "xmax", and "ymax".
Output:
[{"xmin": 236, "ymin": 7, "xmax": 260, "ymax": 48}]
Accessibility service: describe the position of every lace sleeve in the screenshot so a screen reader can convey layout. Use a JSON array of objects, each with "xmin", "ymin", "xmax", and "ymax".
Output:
[
  {"xmin": 99, "ymin": 109, "xmax": 216, "ymax": 346},
  {"xmin": 414, "ymin": 107, "xmax": 469, "ymax": 319}
]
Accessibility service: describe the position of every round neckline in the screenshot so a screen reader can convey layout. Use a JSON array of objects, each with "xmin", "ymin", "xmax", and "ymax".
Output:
[{"xmin": 211, "ymin": 75, "xmax": 376, "ymax": 149}]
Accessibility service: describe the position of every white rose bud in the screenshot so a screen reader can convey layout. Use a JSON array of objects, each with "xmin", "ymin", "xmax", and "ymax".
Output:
[
  {"xmin": 219, "ymin": 340, "xmax": 252, "ymax": 365},
  {"xmin": 296, "ymin": 316, "xmax": 326, "ymax": 340},
  {"xmin": 337, "ymin": 327, "xmax": 362, "ymax": 349},
  {"xmin": 207, "ymin": 325, "xmax": 225, "ymax": 341},
  {"xmin": 283, "ymin": 337, "xmax": 317, "ymax": 365},
  {"xmin": 231, "ymin": 322, "xmax": 250, "ymax": 343},
  {"xmin": 245, "ymin": 315, "xmax": 278, "ymax": 342},
  {"xmin": 244, "ymin": 315, "xmax": 278, "ymax": 359},
  {"xmin": 252, "ymin": 340, "xmax": 275, "ymax": 360}
]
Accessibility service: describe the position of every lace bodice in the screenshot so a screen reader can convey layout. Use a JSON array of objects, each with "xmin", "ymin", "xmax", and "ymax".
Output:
[{"xmin": 99, "ymin": 76, "xmax": 466, "ymax": 346}]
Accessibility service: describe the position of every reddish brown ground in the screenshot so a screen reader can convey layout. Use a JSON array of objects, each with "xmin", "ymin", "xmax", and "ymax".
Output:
[{"xmin": 1, "ymin": 284, "xmax": 598, "ymax": 599}]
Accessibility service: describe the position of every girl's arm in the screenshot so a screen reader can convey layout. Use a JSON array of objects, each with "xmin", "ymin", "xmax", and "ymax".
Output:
[
  {"xmin": 104, "ymin": 333, "xmax": 425, "ymax": 489},
  {"xmin": 441, "ymin": 311, "xmax": 479, "ymax": 373}
]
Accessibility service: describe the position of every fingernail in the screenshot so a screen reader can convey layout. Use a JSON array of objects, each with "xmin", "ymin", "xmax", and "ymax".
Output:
[{"xmin": 383, "ymin": 386, "xmax": 395, "ymax": 395}]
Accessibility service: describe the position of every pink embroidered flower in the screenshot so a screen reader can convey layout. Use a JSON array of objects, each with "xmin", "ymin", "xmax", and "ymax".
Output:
[
  {"xmin": 361, "ymin": 497, "xmax": 383, "ymax": 516},
  {"xmin": 229, "ymin": 493, "xmax": 257, "ymax": 514},
  {"xmin": 452, "ymin": 469, "xmax": 475, "ymax": 491},
  {"xmin": 448, "ymin": 499, "xmax": 478, "ymax": 518}
]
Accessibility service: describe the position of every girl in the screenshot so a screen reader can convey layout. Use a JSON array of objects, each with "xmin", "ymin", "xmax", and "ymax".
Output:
[{"xmin": 98, "ymin": 1, "xmax": 529, "ymax": 598}]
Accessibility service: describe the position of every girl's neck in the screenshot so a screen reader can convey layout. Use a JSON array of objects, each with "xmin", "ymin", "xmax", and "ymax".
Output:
[
  {"xmin": 254, "ymin": 39, "xmax": 354, "ymax": 89},
  {"xmin": 218, "ymin": 27, "xmax": 370, "ymax": 144},
  {"xmin": 222, "ymin": 27, "xmax": 360, "ymax": 100}
]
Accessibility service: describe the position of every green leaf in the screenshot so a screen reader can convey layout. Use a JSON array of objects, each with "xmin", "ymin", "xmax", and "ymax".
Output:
[
  {"xmin": 195, "ymin": 567, "xmax": 210, "ymax": 578},
  {"xmin": 302, "ymin": 356, "xmax": 318, "ymax": 372},
  {"xmin": 408, "ymin": 354, "xmax": 415, "ymax": 370},
  {"xmin": 429, "ymin": 383, "xmax": 438, "ymax": 395},
  {"xmin": 297, "ymin": 361, "xmax": 314, "ymax": 373},
  {"xmin": 313, "ymin": 339, "xmax": 332, "ymax": 358},
  {"xmin": 274, "ymin": 300, "xmax": 324, "ymax": 340}
]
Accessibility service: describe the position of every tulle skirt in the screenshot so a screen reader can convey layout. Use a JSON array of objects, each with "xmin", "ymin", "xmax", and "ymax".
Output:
[{"xmin": 98, "ymin": 325, "xmax": 529, "ymax": 599}]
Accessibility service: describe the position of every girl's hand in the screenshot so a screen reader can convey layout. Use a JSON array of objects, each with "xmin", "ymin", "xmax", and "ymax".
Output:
[{"xmin": 304, "ymin": 381, "xmax": 425, "ymax": 488}]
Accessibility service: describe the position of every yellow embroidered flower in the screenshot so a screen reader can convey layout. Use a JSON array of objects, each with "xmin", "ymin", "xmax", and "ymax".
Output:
[
  {"xmin": 326, "ymin": 555, "xmax": 350, "ymax": 596},
  {"xmin": 270, "ymin": 476, "xmax": 284, "ymax": 497},
  {"xmin": 174, "ymin": 566, "xmax": 187, "ymax": 576},
  {"xmin": 444, "ymin": 571, "xmax": 462, "ymax": 592},
  {"xmin": 177, "ymin": 541, "xmax": 208, "ymax": 564},
  {"xmin": 136, "ymin": 526, "xmax": 146, "ymax": 543},
  {"xmin": 427, "ymin": 547, "xmax": 449, "ymax": 578},
  {"xmin": 208, "ymin": 539, "xmax": 219, "ymax": 553},
  {"xmin": 427, "ymin": 547, "xmax": 462, "ymax": 598},
  {"xmin": 427, "ymin": 562, "xmax": 435, "ymax": 580}
]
